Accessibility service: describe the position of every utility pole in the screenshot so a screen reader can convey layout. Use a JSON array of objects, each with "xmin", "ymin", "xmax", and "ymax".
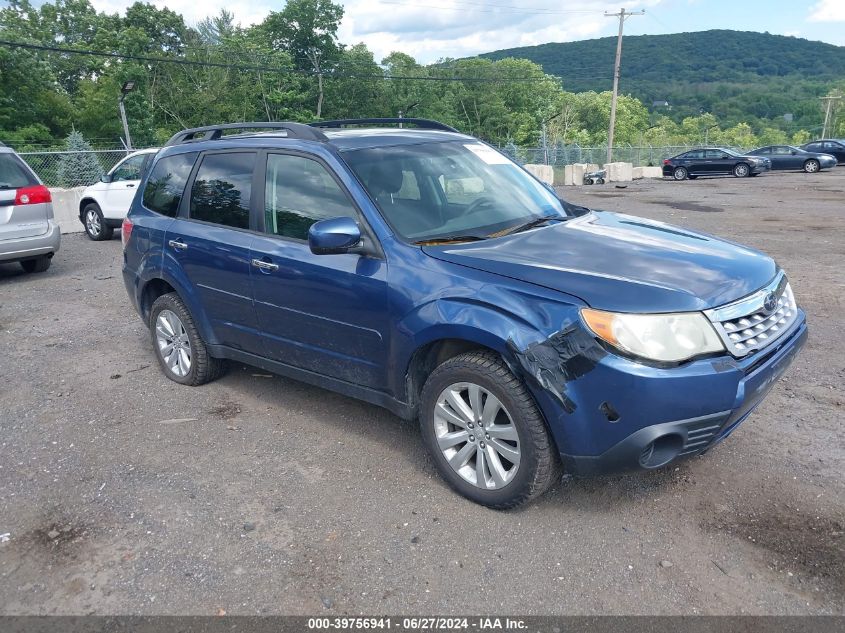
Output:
[
  {"xmin": 605, "ymin": 7, "xmax": 644, "ymax": 164},
  {"xmin": 820, "ymin": 93, "xmax": 842, "ymax": 138}
]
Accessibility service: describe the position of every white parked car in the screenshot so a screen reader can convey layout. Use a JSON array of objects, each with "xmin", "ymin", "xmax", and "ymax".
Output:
[{"xmin": 79, "ymin": 148, "xmax": 159, "ymax": 240}]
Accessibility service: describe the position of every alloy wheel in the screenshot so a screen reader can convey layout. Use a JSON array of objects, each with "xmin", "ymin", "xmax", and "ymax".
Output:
[
  {"xmin": 85, "ymin": 209, "xmax": 101, "ymax": 236},
  {"xmin": 155, "ymin": 309, "xmax": 192, "ymax": 377},
  {"xmin": 433, "ymin": 382, "xmax": 521, "ymax": 490}
]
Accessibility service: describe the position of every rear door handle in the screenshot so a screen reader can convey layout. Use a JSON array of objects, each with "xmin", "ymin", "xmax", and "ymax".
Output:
[
  {"xmin": 168, "ymin": 239, "xmax": 188, "ymax": 251},
  {"xmin": 126, "ymin": 183, "xmax": 136, "ymax": 188},
  {"xmin": 251, "ymin": 258, "xmax": 279, "ymax": 272}
]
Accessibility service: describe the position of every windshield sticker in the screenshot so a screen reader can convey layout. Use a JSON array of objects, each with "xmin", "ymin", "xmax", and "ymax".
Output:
[{"xmin": 464, "ymin": 144, "xmax": 511, "ymax": 165}]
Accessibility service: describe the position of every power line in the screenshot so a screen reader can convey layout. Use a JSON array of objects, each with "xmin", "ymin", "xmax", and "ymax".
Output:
[
  {"xmin": 376, "ymin": 0, "xmax": 605, "ymax": 15},
  {"xmin": 0, "ymin": 39, "xmax": 561, "ymax": 82}
]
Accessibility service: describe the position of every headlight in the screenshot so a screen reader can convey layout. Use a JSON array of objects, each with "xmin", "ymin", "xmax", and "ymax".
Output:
[{"xmin": 581, "ymin": 308, "xmax": 725, "ymax": 363}]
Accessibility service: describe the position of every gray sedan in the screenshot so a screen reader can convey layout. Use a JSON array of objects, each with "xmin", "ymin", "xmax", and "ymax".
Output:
[{"xmin": 748, "ymin": 145, "xmax": 837, "ymax": 173}]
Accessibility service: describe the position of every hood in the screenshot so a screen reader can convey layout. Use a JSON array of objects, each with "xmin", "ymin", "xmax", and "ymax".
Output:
[{"xmin": 423, "ymin": 211, "xmax": 778, "ymax": 313}]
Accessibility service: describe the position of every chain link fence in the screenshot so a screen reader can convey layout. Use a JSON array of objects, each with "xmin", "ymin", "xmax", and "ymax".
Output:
[
  {"xmin": 19, "ymin": 143, "xmax": 748, "ymax": 188},
  {"xmin": 18, "ymin": 149, "xmax": 134, "ymax": 187}
]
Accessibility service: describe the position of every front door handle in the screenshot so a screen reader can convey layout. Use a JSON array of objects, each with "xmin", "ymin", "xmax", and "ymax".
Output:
[
  {"xmin": 168, "ymin": 239, "xmax": 188, "ymax": 251},
  {"xmin": 126, "ymin": 183, "xmax": 136, "ymax": 188},
  {"xmin": 251, "ymin": 258, "xmax": 279, "ymax": 272}
]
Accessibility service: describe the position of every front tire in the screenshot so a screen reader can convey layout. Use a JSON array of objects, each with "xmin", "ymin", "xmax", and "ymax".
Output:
[
  {"xmin": 803, "ymin": 159, "xmax": 820, "ymax": 173},
  {"xmin": 20, "ymin": 256, "xmax": 51, "ymax": 273},
  {"xmin": 419, "ymin": 351, "xmax": 560, "ymax": 509},
  {"xmin": 149, "ymin": 292, "xmax": 225, "ymax": 386},
  {"xmin": 83, "ymin": 203, "xmax": 114, "ymax": 241},
  {"xmin": 672, "ymin": 167, "xmax": 688, "ymax": 180},
  {"xmin": 733, "ymin": 163, "xmax": 750, "ymax": 177}
]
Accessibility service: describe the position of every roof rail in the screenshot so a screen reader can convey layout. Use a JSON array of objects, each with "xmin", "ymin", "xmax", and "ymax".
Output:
[
  {"xmin": 309, "ymin": 118, "xmax": 459, "ymax": 133},
  {"xmin": 165, "ymin": 122, "xmax": 328, "ymax": 146}
]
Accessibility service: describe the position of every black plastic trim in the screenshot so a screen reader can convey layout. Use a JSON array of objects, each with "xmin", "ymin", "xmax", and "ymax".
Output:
[
  {"xmin": 561, "ymin": 411, "xmax": 732, "ymax": 476},
  {"xmin": 310, "ymin": 118, "xmax": 459, "ymax": 133}
]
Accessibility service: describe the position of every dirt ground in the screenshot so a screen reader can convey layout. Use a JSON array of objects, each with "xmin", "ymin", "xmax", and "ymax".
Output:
[{"xmin": 0, "ymin": 169, "xmax": 843, "ymax": 615}]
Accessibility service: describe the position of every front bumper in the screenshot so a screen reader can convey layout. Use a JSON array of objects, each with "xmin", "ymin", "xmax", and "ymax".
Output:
[
  {"xmin": 540, "ymin": 311, "xmax": 807, "ymax": 475},
  {"xmin": 0, "ymin": 220, "xmax": 61, "ymax": 262}
]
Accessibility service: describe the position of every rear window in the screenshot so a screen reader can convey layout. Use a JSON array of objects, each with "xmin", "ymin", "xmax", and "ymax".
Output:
[
  {"xmin": 142, "ymin": 152, "xmax": 198, "ymax": 217},
  {"xmin": 0, "ymin": 153, "xmax": 37, "ymax": 189}
]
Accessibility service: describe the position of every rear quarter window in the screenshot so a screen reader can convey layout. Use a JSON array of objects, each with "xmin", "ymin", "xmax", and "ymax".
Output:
[
  {"xmin": 0, "ymin": 153, "xmax": 37, "ymax": 189},
  {"xmin": 142, "ymin": 152, "xmax": 198, "ymax": 217}
]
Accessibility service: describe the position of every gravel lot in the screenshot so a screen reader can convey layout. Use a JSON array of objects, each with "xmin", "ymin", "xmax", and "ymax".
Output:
[{"xmin": 0, "ymin": 170, "xmax": 843, "ymax": 615}]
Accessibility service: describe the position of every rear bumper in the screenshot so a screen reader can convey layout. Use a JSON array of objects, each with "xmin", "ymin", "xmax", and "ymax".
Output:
[
  {"xmin": 547, "ymin": 313, "xmax": 807, "ymax": 475},
  {"xmin": 0, "ymin": 220, "xmax": 61, "ymax": 262}
]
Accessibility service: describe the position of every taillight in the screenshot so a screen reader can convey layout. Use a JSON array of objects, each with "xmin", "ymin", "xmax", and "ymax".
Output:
[
  {"xmin": 15, "ymin": 185, "xmax": 51, "ymax": 206},
  {"xmin": 663, "ymin": 159, "xmax": 671, "ymax": 166},
  {"xmin": 121, "ymin": 217, "xmax": 134, "ymax": 248}
]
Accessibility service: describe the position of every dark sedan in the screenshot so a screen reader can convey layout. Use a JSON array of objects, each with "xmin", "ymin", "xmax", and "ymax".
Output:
[
  {"xmin": 748, "ymin": 145, "xmax": 837, "ymax": 172},
  {"xmin": 800, "ymin": 139, "xmax": 845, "ymax": 165},
  {"xmin": 663, "ymin": 148, "xmax": 771, "ymax": 180}
]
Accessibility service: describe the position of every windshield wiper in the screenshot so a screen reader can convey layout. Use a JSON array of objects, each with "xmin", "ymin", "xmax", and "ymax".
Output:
[
  {"xmin": 413, "ymin": 235, "xmax": 489, "ymax": 245},
  {"xmin": 498, "ymin": 216, "xmax": 564, "ymax": 237}
]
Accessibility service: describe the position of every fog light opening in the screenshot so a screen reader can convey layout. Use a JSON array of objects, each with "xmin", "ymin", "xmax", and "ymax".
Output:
[{"xmin": 639, "ymin": 434, "xmax": 684, "ymax": 469}]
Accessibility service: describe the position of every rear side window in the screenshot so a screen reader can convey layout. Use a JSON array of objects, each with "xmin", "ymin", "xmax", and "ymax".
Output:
[
  {"xmin": 111, "ymin": 154, "xmax": 146, "ymax": 182},
  {"xmin": 142, "ymin": 152, "xmax": 198, "ymax": 217},
  {"xmin": 0, "ymin": 153, "xmax": 37, "ymax": 189},
  {"xmin": 189, "ymin": 152, "xmax": 256, "ymax": 230}
]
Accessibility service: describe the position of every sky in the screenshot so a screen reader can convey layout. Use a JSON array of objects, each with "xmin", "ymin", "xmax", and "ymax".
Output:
[{"xmin": 37, "ymin": 0, "xmax": 845, "ymax": 63}]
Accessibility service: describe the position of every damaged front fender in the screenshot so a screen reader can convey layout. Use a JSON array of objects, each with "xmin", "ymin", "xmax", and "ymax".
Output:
[{"xmin": 508, "ymin": 323, "xmax": 607, "ymax": 414}]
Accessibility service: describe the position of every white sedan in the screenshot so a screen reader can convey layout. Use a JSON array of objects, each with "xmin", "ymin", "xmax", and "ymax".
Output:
[{"xmin": 79, "ymin": 148, "xmax": 159, "ymax": 240}]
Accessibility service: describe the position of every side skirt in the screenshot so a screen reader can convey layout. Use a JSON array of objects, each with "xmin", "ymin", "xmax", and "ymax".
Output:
[{"xmin": 208, "ymin": 344, "xmax": 415, "ymax": 421}]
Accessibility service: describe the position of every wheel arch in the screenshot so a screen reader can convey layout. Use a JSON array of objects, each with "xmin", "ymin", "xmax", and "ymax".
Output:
[
  {"xmin": 78, "ymin": 197, "xmax": 100, "ymax": 220},
  {"xmin": 137, "ymin": 273, "xmax": 217, "ymax": 347}
]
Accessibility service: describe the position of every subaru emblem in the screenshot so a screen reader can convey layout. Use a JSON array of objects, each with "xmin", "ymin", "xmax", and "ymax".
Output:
[{"xmin": 762, "ymin": 292, "xmax": 778, "ymax": 314}]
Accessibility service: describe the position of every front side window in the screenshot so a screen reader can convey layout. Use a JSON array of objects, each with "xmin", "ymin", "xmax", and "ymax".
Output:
[
  {"xmin": 189, "ymin": 152, "xmax": 256, "ymax": 230},
  {"xmin": 704, "ymin": 150, "xmax": 726, "ymax": 159},
  {"xmin": 342, "ymin": 141, "xmax": 567, "ymax": 242},
  {"xmin": 264, "ymin": 154, "xmax": 356, "ymax": 240},
  {"xmin": 111, "ymin": 154, "xmax": 146, "ymax": 182},
  {"xmin": 142, "ymin": 152, "xmax": 198, "ymax": 217}
]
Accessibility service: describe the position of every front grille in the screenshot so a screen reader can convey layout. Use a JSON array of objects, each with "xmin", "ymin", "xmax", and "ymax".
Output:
[{"xmin": 705, "ymin": 273, "xmax": 798, "ymax": 358}]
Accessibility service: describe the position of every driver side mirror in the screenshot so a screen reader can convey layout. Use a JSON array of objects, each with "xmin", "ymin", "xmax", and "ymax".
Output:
[
  {"xmin": 308, "ymin": 217, "xmax": 362, "ymax": 255},
  {"xmin": 99, "ymin": 173, "xmax": 112, "ymax": 183}
]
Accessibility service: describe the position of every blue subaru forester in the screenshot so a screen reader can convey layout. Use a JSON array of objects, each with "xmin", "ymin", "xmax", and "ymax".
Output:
[{"xmin": 122, "ymin": 119, "xmax": 808, "ymax": 508}]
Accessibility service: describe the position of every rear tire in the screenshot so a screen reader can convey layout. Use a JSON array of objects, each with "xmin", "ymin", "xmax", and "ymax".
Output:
[
  {"xmin": 419, "ymin": 350, "xmax": 560, "ymax": 509},
  {"xmin": 803, "ymin": 159, "xmax": 820, "ymax": 173},
  {"xmin": 149, "ymin": 292, "xmax": 225, "ymax": 386},
  {"xmin": 733, "ymin": 163, "xmax": 750, "ymax": 177},
  {"xmin": 20, "ymin": 256, "xmax": 51, "ymax": 273},
  {"xmin": 672, "ymin": 167, "xmax": 688, "ymax": 180},
  {"xmin": 83, "ymin": 203, "xmax": 114, "ymax": 241}
]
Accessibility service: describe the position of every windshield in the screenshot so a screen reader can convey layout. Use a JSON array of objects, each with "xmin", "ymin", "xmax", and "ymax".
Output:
[{"xmin": 341, "ymin": 141, "xmax": 568, "ymax": 242}]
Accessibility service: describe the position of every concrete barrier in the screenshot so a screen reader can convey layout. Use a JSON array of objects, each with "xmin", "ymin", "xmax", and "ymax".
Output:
[
  {"xmin": 562, "ymin": 163, "xmax": 600, "ymax": 186},
  {"xmin": 523, "ymin": 163, "xmax": 554, "ymax": 185},
  {"xmin": 602, "ymin": 162, "xmax": 633, "ymax": 183},
  {"xmin": 632, "ymin": 166, "xmax": 664, "ymax": 179},
  {"xmin": 49, "ymin": 187, "xmax": 86, "ymax": 234}
]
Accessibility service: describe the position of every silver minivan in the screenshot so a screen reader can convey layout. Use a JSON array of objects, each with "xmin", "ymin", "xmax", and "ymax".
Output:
[{"xmin": 0, "ymin": 144, "xmax": 60, "ymax": 273}]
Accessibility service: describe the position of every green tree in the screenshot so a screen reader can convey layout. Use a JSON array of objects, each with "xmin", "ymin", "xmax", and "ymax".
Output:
[
  {"xmin": 57, "ymin": 129, "xmax": 103, "ymax": 186},
  {"xmin": 260, "ymin": 0, "xmax": 344, "ymax": 117}
]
